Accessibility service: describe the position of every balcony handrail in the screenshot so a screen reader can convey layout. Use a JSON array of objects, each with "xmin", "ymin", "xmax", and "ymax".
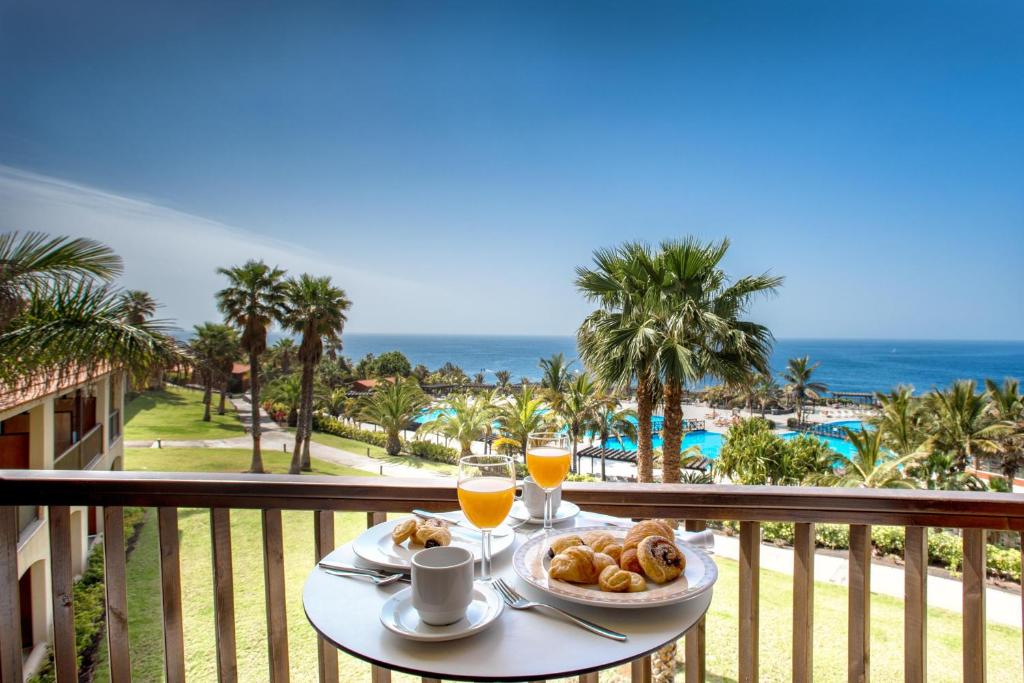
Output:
[
  {"xmin": 52, "ymin": 423, "xmax": 104, "ymax": 470},
  {"xmin": 1, "ymin": 469, "xmax": 1023, "ymax": 529}
]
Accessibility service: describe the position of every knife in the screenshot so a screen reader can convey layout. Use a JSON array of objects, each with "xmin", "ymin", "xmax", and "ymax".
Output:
[{"xmin": 318, "ymin": 561, "xmax": 409, "ymax": 578}]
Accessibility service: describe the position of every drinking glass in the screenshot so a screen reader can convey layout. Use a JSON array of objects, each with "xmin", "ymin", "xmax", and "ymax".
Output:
[
  {"xmin": 525, "ymin": 432, "xmax": 571, "ymax": 533},
  {"xmin": 457, "ymin": 454, "xmax": 515, "ymax": 581}
]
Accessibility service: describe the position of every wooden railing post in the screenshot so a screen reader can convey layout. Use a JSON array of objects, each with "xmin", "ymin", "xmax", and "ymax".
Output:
[
  {"xmin": 49, "ymin": 505, "xmax": 76, "ymax": 683},
  {"xmin": 962, "ymin": 529, "xmax": 986, "ymax": 683},
  {"xmin": 367, "ymin": 512, "xmax": 391, "ymax": 683},
  {"xmin": 739, "ymin": 521, "xmax": 760, "ymax": 683},
  {"xmin": 315, "ymin": 511, "xmax": 338, "ymax": 683},
  {"xmin": 903, "ymin": 527, "xmax": 927, "ymax": 683},
  {"xmin": 262, "ymin": 509, "xmax": 290, "ymax": 683},
  {"xmin": 0, "ymin": 507, "xmax": 23, "ymax": 683},
  {"xmin": 684, "ymin": 520, "xmax": 707, "ymax": 683},
  {"xmin": 211, "ymin": 508, "xmax": 238, "ymax": 683},
  {"xmin": 158, "ymin": 507, "xmax": 186, "ymax": 683},
  {"xmin": 103, "ymin": 506, "xmax": 132, "ymax": 683},
  {"xmin": 792, "ymin": 522, "xmax": 815, "ymax": 683},
  {"xmin": 848, "ymin": 525, "xmax": 871, "ymax": 683},
  {"xmin": 631, "ymin": 655, "xmax": 652, "ymax": 683}
]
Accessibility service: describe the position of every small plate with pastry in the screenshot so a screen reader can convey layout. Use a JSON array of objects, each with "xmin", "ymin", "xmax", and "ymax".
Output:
[
  {"xmin": 352, "ymin": 514, "xmax": 516, "ymax": 570},
  {"xmin": 511, "ymin": 522, "xmax": 717, "ymax": 609}
]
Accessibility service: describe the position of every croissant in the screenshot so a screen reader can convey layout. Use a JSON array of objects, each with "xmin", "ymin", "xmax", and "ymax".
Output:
[
  {"xmin": 391, "ymin": 518, "xmax": 419, "ymax": 545},
  {"xmin": 592, "ymin": 552, "xmax": 617, "ymax": 577},
  {"xmin": 601, "ymin": 543, "xmax": 623, "ymax": 563},
  {"xmin": 581, "ymin": 531, "xmax": 615, "ymax": 550},
  {"xmin": 636, "ymin": 535, "xmax": 684, "ymax": 583},
  {"xmin": 619, "ymin": 547, "xmax": 643, "ymax": 574},
  {"xmin": 549, "ymin": 546, "xmax": 599, "ymax": 583},
  {"xmin": 547, "ymin": 534, "xmax": 584, "ymax": 558},
  {"xmin": 414, "ymin": 524, "xmax": 452, "ymax": 548},
  {"xmin": 623, "ymin": 519, "xmax": 676, "ymax": 551}
]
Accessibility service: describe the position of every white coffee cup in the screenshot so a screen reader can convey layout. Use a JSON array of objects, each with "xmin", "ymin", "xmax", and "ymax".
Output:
[
  {"xmin": 519, "ymin": 476, "xmax": 561, "ymax": 519},
  {"xmin": 411, "ymin": 546, "xmax": 474, "ymax": 626}
]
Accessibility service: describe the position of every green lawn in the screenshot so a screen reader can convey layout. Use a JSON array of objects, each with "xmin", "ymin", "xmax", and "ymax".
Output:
[
  {"xmin": 93, "ymin": 447, "xmax": 1022, "ymax": 683},
  {"xmin": 124, "ymin": 386, "xmax": 245, "ymax": 441},
  {"xmin": 306, "ymin": 429, "xmax": 457, "ymax": 476}
]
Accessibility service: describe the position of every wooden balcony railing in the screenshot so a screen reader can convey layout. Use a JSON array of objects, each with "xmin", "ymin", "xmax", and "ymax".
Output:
[
  {"xmin": 53, "ymin": 424, "xmax": 104, "ymax": 471},
  {"xmin": 109, "ymin": 409, "xmax": 121, "ymax": 444},
  {"xmin": 0, "ymin": 470, "xmax": 1022, "ymax": 683}
]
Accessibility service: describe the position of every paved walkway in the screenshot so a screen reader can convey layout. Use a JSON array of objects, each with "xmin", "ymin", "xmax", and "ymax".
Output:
[
  {"xmin": 126, "ymin": 395, "xmax": 446, "ymax": 479},
  {"xmin": 712, "ymin": 532, "xmax": 1021, "ymax": 628}
]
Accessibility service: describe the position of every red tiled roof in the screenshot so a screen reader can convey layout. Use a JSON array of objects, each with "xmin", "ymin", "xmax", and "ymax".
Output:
[
  {"xmin": 231, "ymin": 363, "xmax": 249, "ymax": 375},
  {"xmin": 0, "ymin": 363, "xmax": 114, "ymax": 413}
]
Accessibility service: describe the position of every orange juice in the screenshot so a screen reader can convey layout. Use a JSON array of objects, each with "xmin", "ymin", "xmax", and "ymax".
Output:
[
  {"xmin": 526, "ymin": 446, "xmax": 571, "ymax": 489},
  {"xmin": 457, "ymin": 476, "xmax": 515, "ymax": 529}
]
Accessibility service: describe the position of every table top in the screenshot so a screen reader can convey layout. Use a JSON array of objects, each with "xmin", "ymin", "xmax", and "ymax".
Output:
[{"xmin": 303, "ymin": 512, "xmax": 714, "ymax": 682}]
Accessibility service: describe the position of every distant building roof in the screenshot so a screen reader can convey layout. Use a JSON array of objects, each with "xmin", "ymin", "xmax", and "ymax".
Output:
[
  {"xmin": 231, "ymin": 363, "xmax": 249, "ymax": 375},
  {"xmin": 0, "ymin": 363, "xmax": 114, "ymax": 414},
  {"xmin": 351, "ymin": 376, "xmax": 398, "ymax": 392}
]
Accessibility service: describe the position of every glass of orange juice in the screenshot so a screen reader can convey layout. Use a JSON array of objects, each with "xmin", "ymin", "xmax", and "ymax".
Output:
[
  {"xmin": 526, "ymin": 432, "xmax": 571, "ymax": 533},
  {"xmin": 457, "ymin": 454, "xmax": 515, "ymax": 581}
]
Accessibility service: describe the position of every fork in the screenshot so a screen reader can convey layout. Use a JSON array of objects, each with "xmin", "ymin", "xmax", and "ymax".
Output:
[
  {"xmin": 321, "ymin": 568, "xmax": 406, "ymax": 586},
  {"xmin": 492, "ymin": 578, "xmax": 627, "ymax": 642}
]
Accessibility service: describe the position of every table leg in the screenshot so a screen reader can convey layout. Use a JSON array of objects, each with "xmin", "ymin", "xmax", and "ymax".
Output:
[
  {"xmin": 370, "ymin": 665, "xmax": 391, "ymax": 682},
  {"xmin": 421, "ymin": 678, "xmax": 442, "ymax": 683},
  {"xmin": 631, "ymin": 656, "xmax": 652, "ymax": 683},
  {"xmin": 579, "ymin": 673, "xmax": 600, "ymax": 682}
]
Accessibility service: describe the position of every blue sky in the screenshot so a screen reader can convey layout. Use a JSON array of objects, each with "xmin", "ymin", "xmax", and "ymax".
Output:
[{"xmin": 0, "ymin": 1, "xmax": 1021, "ymax": 338}]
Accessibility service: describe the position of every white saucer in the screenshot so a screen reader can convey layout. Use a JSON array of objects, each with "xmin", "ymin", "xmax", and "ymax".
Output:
[
  {"xmin": 508, "ymin": 499, "xmax": 580, "ymax": 525},
  {"xmin": 379, "ymin": 584, "xmax": 504, "ymax": 642}
]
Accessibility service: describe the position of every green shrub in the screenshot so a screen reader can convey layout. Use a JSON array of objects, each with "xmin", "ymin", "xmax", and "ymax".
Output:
[
  {"xmin": 313, "ymin": 413, "xmax": 460, "ymax": 465},
  {"xmin": 406, "ymin": 439, "xmax": 459, "ymax": 465},
  {"xmin": 815, "ymin": 523, "xmax": 850, "ymax": 549},
  {"xmin": 871, "ymin": 526, "xmax": 905, "ymax": 556},
  {"xmin": 928, "ymin": 532, "xmax": 962, "ymax": 574}
]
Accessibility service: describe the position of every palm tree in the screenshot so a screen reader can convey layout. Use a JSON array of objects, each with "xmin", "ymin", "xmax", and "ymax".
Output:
[
  {"xmin": 120, "ymin": 290, "xmax": 157, "ymax": 325},
  {"xmin": 494, "ymin": 370, "xmax": 512, "ymax": 393},
  {"xmin": 908, "ymin": 451, "xmax": 986, "ymax": 491},
  {"xmin": 557, "ymin": 373, "xmax": 602, "ymax": 473},
  {"xmin": 0, "ymin": 233, "xmax": 178, "ymax": 388},
  {"xmin": 985, "ymin": 378, "xmax": 1024, "ymax": 484},
  {"xmin": 577, "ymin": 242, "xmax": 662, "ymax": 483},
  {"xmin": 873, "ymin": 386, "xmax": 925, "ymax": 455},
  {"xmin": 783, "ymin": 356, "xmax": 828, "ymax": 425},
  {"xmin": 539, "ymin": 353, "xmax": 573, "ymax": 407},
  {"xmin": 190, "ymin": 323, "xmax": 238, "ymax": 421},
  {"xmin": 924, "ymin": 380, "xmax": 1005, "ymax": 471},
  {"xmin": 494, "ymin": 385, "xmax": 553, "ymax": 458},
  {"xmin": 652, "ymin": 238, "xmax": 780, "ymax": 483},
  {"xmin": 265, "ymin": 374, "xmax": 303, "ymax": 427},
  {"xmin": 281, "ymin": 274, "xmax": 351, "ymax": 473},
  {"xmin": 270, "ymin": 337, "xmax": 296, "ymax": 375},
  {"xmin": 585, "ymin": 396, "xmax": 637, "ymax": 480},
  {"xmin": 754, "ymin": 374, "xmax": 781, "ymax": 417},
  {"xmin": 0, "ymin": 231, "xmax": 122, "ymax": 331},
  {"xmin": 356, "ymin": 378, "xmax": 428, "ymax": 455},
  {"xmin": 837, "ymin": 427, "xmax": 920, "ymax": 489},
  {"xmin": 318, "ymin": 387, "xmax": 350, "ymax": 417},
  {"xmin": 216, "ymin": 260, "xmax": 288, "ymax": 473},
  {"xmin": 420, "ymin": 393, "xmax": 493, "ymax": 456}
]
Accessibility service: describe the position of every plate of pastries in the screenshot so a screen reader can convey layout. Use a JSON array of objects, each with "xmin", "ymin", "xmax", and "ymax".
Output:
[
  {"xmin": 352, "ymin": 514, "xmax": 516, "ymax": 570},
  {"xmin": 511, "ymin": 521, "xmax": 718, "ymax": 608}
]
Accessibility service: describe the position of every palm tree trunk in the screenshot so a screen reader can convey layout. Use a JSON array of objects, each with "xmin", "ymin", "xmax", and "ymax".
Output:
[
  {"xmin": 386, "ymin": 430, "xmax": 401, "ymax": 456},
  {"xmin": 661, "ymin": 379, "xmax": 683, "ymax": 484},
  {"xmin": 202, "ymin": 374, "xmax": 212, "ymax": 422},
  {"xmin": 301, "ymin": 430, "xmax": 312, "ymax": 471},
  {"xmin": 218, "ymin": 384, "xmax": 227, "ymax": 415},
  {"xmin": 249, "ymin": 354, "xmax": 264, "ymax": 473},
  {"xmin": 636, "ymin": 378, "xmax": 655, "ymax": 484},
  {"xmin": 301, "ymin": 361, "xmax": 316, "ymax": 471},
  {"xmin": 571, "ymin": 434, "xmax": 579, "ymax": 475},
  {"xmin": 290, "ymin": 360, "xmax": 314, "ymax": 474}
]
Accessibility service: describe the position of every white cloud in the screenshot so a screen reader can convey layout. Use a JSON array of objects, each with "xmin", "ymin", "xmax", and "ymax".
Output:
[{"xmin": 0, "ymin": 165, "xmax": 446, "ymax": 332}]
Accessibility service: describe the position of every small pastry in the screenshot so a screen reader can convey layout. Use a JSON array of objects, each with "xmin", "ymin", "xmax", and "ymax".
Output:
[
  {"xmin": 636, "ymin": 535, "xmax": 684, "ymax": 583},
  {"xmin": 627, "ymin": 572, "xmax": 647, "ymax": 592},
  {"xmin": 391, "ymin": 518, "xmax": 419, "ymax": 545},
  {"xmin": 623, "ymin": 520, "xmax": 676, "ymax": 551},
  {"xmin": 416, "ymin": 526, "xmax": 452, "ymax": 548},
  {"xmin": 619, "ymin": 547, "xmax": 643, "ymax": 574},
  {"xmin": 412, "ymin": 519, "xmax": 447, "ymax": 546},
  {"xmin": 601, "ymin": 543, "xmax": 623, "ymax": 563},
  {"xmin": 547, "ymin": 534, "xmax": 584, "ymax": 558},
  {"xmin": 549, "ymin": 546, "xmax": 598, "ymax": 583},
  {"xmin": 581, "ymin": 531, "xmax": 616, "ymax": 551},
  {"xmin": 598, "ymin": 565, "xmax": 632, "ymax": 593},
  {"xmin": 592, "ymin": 552, "xmax": 617, "ymax": 576}
]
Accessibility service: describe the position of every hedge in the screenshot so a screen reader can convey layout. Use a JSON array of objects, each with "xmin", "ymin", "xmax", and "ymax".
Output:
[
  {"xmin": 721, "ymin": 521, "xmax": 1021, "ymax": 583},
  {"xmin": 313, "ymin": 413, "xmax": 460, "ymax": 465}
]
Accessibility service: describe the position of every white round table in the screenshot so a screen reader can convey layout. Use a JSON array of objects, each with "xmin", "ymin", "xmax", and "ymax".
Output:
[{"xmin": 303, "ymin": 513, "xmax": 714, "ymax": 681}]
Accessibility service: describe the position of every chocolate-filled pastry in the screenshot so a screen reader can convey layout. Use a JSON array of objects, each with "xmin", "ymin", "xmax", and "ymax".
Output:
[
  {"xmin": 391, "ymin": 518, "xmax": 419, "ymax": 545},
  {"xmin": 416, "ymin": 526, "xmax": 452, "ymax": 548},
  {"xmin": 619, "ymin": 547, "xmax": 643, "ymax": 574},
  {"xmin": 636, "ymin": 535, "xmax": 684, "ymax": 583},
  {"xmin": 547, "ymin": 534, "xmax": 584, "ymax": 558},
  {"xmin": 548, "ymin": 546, "xmax": 598, "ymax": 583},
  {"xmin": 623, "ymin": 519, "xmax": 676, "ymax": 551}
]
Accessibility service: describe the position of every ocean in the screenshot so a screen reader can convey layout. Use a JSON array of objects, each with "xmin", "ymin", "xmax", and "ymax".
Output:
[{"xmin": 340, "ymin": 334, "xmax": 1024, "ymax": 395}]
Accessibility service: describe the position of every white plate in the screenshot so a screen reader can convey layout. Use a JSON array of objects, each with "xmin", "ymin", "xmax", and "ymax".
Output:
[
  {"xmin": 379, "ymin": 585, "xmax": 503, "ymax": 642},
  {"xmin": 512, "ymin": 525, "xmax": 717, "ymax": 609},
  {"xmin": 508, "ymin": 499, "xmax": 580, "ymax": 525},
  {"xmin": 353, "ymin": 515, "xmax": 516, "ymax": 570}
]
